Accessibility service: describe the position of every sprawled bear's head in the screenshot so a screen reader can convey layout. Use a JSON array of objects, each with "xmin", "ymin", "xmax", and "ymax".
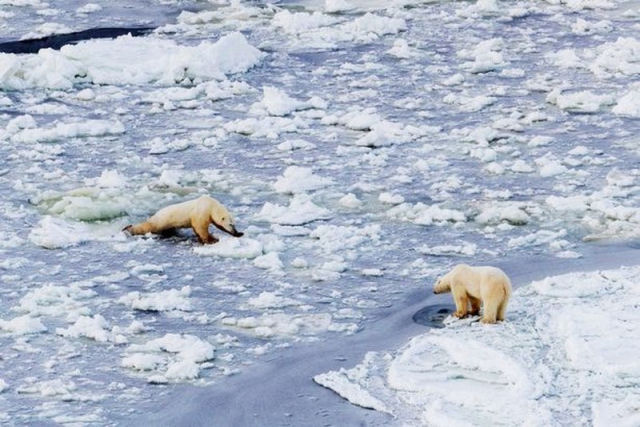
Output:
[{"xmin": 210, "ymin": 202, "xmax": 243, "ymax": 237}]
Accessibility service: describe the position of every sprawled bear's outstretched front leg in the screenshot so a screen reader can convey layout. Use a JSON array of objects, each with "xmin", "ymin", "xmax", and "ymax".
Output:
[{"xmin": 192, "ymin": 221, "xmax": 218, "ymax": 244}]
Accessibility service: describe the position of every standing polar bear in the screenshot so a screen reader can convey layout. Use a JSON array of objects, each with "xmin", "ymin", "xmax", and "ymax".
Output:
[
  {"xmin": 433, "ymin": 264, "xmax": 511, "ymax": 324},
  {"xmin": 123, "ymin": 195, "xmax": 243, "ymax": 244}
]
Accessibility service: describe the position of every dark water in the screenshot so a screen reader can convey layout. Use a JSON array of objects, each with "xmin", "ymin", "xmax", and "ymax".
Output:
[
  {"xmin": 0, "ymin": 27, "xmax": 154, "ymax": 54},
  {"xmin": 412, "ymin": 304, "xmax": 453, "ymax": 328}
]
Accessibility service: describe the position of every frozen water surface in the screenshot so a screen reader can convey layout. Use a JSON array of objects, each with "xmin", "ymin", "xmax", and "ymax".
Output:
[{"xmin": 0, "ymin": 0, "xmax": 639, "ymax": 424}]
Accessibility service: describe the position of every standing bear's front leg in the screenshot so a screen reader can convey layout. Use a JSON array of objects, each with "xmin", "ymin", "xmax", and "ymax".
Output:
[{"xmin": 452, "ymin": 287, "xmax": 469, "ymax": 318}]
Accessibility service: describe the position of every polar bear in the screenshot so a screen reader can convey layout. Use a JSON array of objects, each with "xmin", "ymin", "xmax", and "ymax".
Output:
[
  {"xmin": 433, "ymin": 264, "xmax": 511, "ymax": 324},
  {"xmin": 123, "ymin": 195, "xmax": 243, "ymax": 244}
]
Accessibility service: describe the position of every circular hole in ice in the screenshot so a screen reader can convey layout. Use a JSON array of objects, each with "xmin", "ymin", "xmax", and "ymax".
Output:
[{"xmin": 412, "ymin": 304, "xmax": 453, "ymax": 328}]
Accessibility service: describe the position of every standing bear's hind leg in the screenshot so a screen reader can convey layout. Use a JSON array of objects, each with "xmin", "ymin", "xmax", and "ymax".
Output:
[
  {"xmin": 468, "ymin": 296, "xmax": 481, "ymax": 316},
  {"xmin": 481, "ymin": 298, "xmax": 499, "ymax": 324},
  {"xmin": 497, "ymin": 293, "xmax": 510, "ymax": 321}
]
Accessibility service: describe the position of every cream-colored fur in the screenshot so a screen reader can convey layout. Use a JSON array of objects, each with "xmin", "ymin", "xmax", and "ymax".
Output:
[
  {"xmin": 123, "ymin": 195, "xmax": 243, "ymax": 244},
  {"xmin": 433, "ymin": 264, "xmax": 511, "ymax": 324}
]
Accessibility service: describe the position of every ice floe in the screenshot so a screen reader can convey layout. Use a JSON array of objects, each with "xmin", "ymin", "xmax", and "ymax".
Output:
[
  {"xmin": 194, "ymin": 236, "xmax": 263, "ymax": 259},
  {"xmin": 123, "ymin": 333, "xmax": 214, "ymax": 382},
  {"xmin": 0, "ymin": 32, "xmax": 263, "ymax": 89},
  {"xmin": 0, "ymin": 315, "xmax": 47, "ymax": 335},
  {"xmin": 273, "ymin": 166, "xmax": 334, "ymax": 194},
  {"xmin": 255, "ymin": 194, "xmax": 332, "ymax": 225},
  {"xmin": 317, "ymin": 266, "xmax": 640, "ymax": 425},
  {"xmin": 118, "ymin": 287, "xmax": 193, "ymax": 312}
]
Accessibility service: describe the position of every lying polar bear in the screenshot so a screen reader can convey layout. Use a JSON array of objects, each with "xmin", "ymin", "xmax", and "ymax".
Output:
[
  {"xmin": 433, "ymin": 264, "xmax": 511, "ymax": 324},
  {"xmin": 123, "ymin": 195, "xmax": 243, "ymax": 244}
]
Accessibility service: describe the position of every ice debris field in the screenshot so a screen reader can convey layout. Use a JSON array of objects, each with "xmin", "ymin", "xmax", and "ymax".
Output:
[{"xmin": 0, "ymin": 0, "xmax": 639, "ymax": 424}]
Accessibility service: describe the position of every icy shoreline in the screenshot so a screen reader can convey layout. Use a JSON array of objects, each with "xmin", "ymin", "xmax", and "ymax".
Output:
[{"xmin": 134, "ymin": 241, "xmax": 639, "ymax": 426}]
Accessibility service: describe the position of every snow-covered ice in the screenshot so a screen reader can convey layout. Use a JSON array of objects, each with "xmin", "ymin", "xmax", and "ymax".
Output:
[{"xmin": 316, "ymin": 266, "xmax": 640, "ymax": 426}]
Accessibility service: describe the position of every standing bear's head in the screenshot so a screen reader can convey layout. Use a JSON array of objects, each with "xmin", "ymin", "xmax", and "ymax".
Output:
[
  {"xmin": 210, "ymin": 201, "xmax": 243, "ymax": 237},
  {"xmin": 433, "ymin": 276, "xmax": 451, "ymax": 294}
]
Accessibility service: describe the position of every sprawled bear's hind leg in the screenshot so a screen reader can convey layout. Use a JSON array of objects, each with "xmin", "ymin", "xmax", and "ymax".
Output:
[{"xmin": 124, "ymin": 222, "xmax": 156, "ymax": 235}]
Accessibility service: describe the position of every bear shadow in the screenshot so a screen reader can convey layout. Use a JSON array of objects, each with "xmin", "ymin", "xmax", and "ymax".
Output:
[{"xmin": 412, "ymin": 304, "xmax": 454, "ymax": 328}]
